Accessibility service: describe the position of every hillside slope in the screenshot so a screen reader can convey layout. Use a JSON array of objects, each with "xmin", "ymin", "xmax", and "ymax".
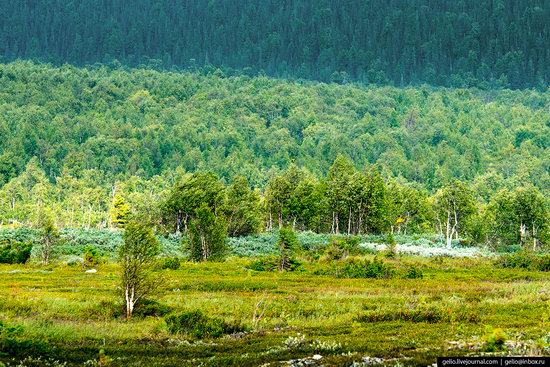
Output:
[{"xmin": 0, "ymin": 61, "xmax": 548, "ymax": 194}]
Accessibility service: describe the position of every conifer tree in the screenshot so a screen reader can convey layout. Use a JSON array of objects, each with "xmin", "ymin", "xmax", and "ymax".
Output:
[{"xmin": 111, "ymin": 194, "xmax": 130, "ymax": 229}]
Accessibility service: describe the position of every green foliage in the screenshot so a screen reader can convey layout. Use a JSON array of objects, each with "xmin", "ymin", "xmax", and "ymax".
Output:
[
  {"xmin": 404, "ymin": 266, "xmax": 424, "ymax": 279},
  {"xmin": 335, "ymin": 258, "xmax": 395, "ymax": 279},
  {"xmin": 98, "ymin": 348, "xmax": 113, "ymax": 367},
  {"xmin": 0, "ymin": 228, "xmax": 185, "ymax": 261},
  {"xmin": 110, "ymin": 193, "xmax": 130, "ymax": 229},
  {"xmin": 0, "ymin": 240, "xmax": 32, "ymax": 264},
  {"xmin": 247, "ymin": 256, "xmax": 301, "ymax": 272},
  {"xmin": 264, "ymin": 165, "xmax": 324, "ymax": 232},
  {"xmin": 384, "ymin": 233, "xmax": 398, "ymax": 259},
  {"xmin": 83, "ymin": 246, "xmax": 99, "ymax": 268},
  {"xmin": 322, "ymin": 236, "xmax": 361, "ymax": 261},
  {"xmin": 2, "ymin": 2, "xmax": 547, "ymax": 89},
  {"xmin": 0, "ymin": 62, "xmax": 547, "ymax": 248},
  {"xmin": 0, "ymin": 257, "xmax": 548, "ymax": 364},
  {"xmin": 358, "ymin": 304, "xmax": 480, "ymax": 324},
  {"xmin": 165, "ymin": 310, "xmax": 244, "ymax": 338},
  {"xmin": 277, "ymin": 226, "xmax": 299, "ymax": 271},
  {"xmin": 433, "ymin": 181, "xmax": 478, "ymax": 247},
  {"xmin": 487, "ymin": 187, "xmax": 549, "ymax": 250},
  {"xmin": 132, "ymin": 299, "xmax": 172, "ymax": 318},
  {"xmin": 163, "ymin": 172, "xmax": 225, "ymax": 233},
  {"xmin": 0, "ymin": 321, "xmax": 48, "ymax": 359},
  {"xmin": 160, "ymin": 257, "xmax": 181, "ymax": 270},
  {"xmin": 224, "ymin": 176, "xmax": 261, "ymax": 237},
  {"xmin": 37, "ymin": 211, "xmax": 60, "ymax": 265},
  {"xmin": 387, "ymin": 181, "xmax": 432, "ymax": 234},
  {"xmin": 119, "ymin": 221, "xmax": 161, "ymax": 319},
  {"xmin": 188, "ymin": 205, "xmax": 227, "ymax": 262},
  {"xmin": 484, "ymin": 326, "xmax": 507, "ymax": 352},
  {"xmin": 494, "ymin": 252, "xmax": 550, "ymax": 272}
]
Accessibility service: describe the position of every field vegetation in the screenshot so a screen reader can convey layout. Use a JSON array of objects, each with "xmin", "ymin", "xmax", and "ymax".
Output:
[{"xmin": 0, "ymin": 251, "xmax": 549, "ymax": 366}]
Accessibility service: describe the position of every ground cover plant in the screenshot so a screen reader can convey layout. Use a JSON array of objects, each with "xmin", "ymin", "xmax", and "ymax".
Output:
[{"xmin": 0, "ymin": 251, "xmax": 548, "ymax": 366}]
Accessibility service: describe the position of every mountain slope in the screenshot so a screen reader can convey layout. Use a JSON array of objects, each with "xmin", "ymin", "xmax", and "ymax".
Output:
[{"xmin": 0, "ymin": 61, "xmax": 548, "ymax": 194}]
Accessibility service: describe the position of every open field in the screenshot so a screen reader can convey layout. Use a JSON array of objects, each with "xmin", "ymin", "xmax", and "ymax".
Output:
[{"xmin": 0, "ymin": 256, "xmax": 549, "ymax": 366}]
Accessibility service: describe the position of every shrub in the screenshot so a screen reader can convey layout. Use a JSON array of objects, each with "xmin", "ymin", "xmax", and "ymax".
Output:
[
  {"xmin": 484, "ymin": 326, "xmax": 507, "ymax": 352},
  {"xmin": 165, "ymin": 310, "xmax": 244, "ymax": 338},
  {"xmin": 86, "ymin": 300, "xmax": 124, "ymax": 320},
  {"xmin": 404, "ymin": 265, "xmax": 424, "ymax": 279},
  {"xmin": 495, "ymin": 251, "xmax": 550, "ymax": 271},
  {"xmin": 0, "ymin": 321, "xmax": 47, "ymax": 357},
  {"xmin": 0, "ymin": 228, "xmax": 184, "ymax": 260},
  {"xmin": 277, "ymin": 226, "xmax": 299, "ymax": 271},
  {"xmin": 247, "ymin": 257, "xmax": 301, "ymax": 272},
  {"xmin": 335, "ymin": 258, "xmax": 394, "ymax": 279},
  {"xmin": 384, "ymin": 233, "xmax": 398, "ymax": 259},
  {"xmin": 323, "ymin": 236, "xmax": 361, "ymax": 261},
  {"xmin": 357, "ymin": 304, "xmax": 480, "ymax": 324},
  {"xmin": 83, "ymin": 246, "xmax": 99, "ymax": 268},
  {"xmin": 188, "ymin": 205, "xmax": 227, "ymax": 262},
  {"xmin": 87, "ymin": 299, "xmax": 171, "ymax": 320},
  {"xmin": 0, "ymin": 240, "xmax": 32, "ymax": 264},
  {"xmin": 161, "ymin": 257, "xmax": 181, "ymax": 270},
  {"xmin": 537, "ymin": 254, "xmax": 550, "ymax": 271},
  {"xmin": 133, "ymin": 299, "xmax": 172, "ymax": 318}
]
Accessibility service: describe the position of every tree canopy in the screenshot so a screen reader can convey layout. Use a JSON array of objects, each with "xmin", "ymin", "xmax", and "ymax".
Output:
[{"xmin": 1, "ymin": 0, "xmax": 548, "ymax": 89}]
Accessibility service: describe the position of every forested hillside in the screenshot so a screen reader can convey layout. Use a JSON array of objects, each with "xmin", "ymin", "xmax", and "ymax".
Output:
[
  {"xmin": 0, "ymin": 61, "xmax": 548, "ymax": 245},
  {"xmin": 0, "ymin": 61, "xmax": 548, "ymax": 191},
  {"xmin": 1, "ymin": 0, "xmax": 549, "ymax": 88}
]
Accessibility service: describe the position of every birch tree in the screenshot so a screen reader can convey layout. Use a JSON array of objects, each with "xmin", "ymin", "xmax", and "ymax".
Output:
[
  {"xmin": 119, "ymin": 221, "xmax": 160, "ymax": 319},
  {"xmin": 188, "ymin": 205, "xmax": 227, "ymax": 261},
  {"xmin": 433, "ymin": 181, "xmax": 477, "ymax": 248}
]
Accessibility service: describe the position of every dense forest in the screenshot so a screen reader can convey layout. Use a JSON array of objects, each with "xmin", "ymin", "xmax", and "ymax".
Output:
[
  {"xmin": 0, "ymin": 61, "xmax": 548, "ymax": 191},
  {"xmin": 0, "ymin": 0, "xmax": 549, "ymax": 89},
  {"xmin": 0, "ymin": 61, "xmax": 548, "ymax": 248}
]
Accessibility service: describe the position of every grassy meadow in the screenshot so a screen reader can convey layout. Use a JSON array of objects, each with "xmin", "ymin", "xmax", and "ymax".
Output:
[{"xmin": 0, "ymin": 255, "xmax": 549, "ymax": 366}]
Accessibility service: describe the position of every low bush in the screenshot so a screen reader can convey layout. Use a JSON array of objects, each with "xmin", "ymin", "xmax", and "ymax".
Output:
[
  {"xmin": 0, "ymin": 228, "xmax": 184, "ymax": 261},
  {"xmin": 494, "ymin": 251, "xmax": 550, "ymax": 271},
  {"xmin": 247, "ymin": 257, "xmax": 301, "ymax": 272},
  {"xmin": 133, "ymin": 299, "xmax": 172, "ymax": 318},
  {"xmin": 83, "ymin": 246, "xmax": 100, "ymax": 268},
  {"xmin": 403, "ymin": 265, "xmax": 424, "ymax": 279},
  {"xmin": 0, "ymin": 240, "xmax": 32, "ymax": 264},
  {"xmin": 161, "ymin": 257, "xmax": 181, "ymax": 270},
  {"xmin": 357, "ymin": 304, "xmax": 480, "ymax": 324},
  {"xmin": 86, "ymin": 299, "xmax": 171, "ymax": 320},
  {"xmin": 335, "ymin": 257, "xmax": 395, "ymax": 279},
  {"xmin": 322, "ymin": 236, "xmax": 361, "ymax": 261},
  {"xmin": 0, "ymin": 321, "xmax": 47, "ymax": 358},
  {"xmin": 383, "ymin": 233, "xmax": 398, "ymax": 259},
  {"xmin": 484, "ymin": 326, "xmax": 507, "ymax": 352},
  {"xmin": 165, "ymin": 310, "xmax": 244, "ymax": 338},
  {"xmin": 86, "ymin": 300, "xmax": 123, "ymax": 320}
]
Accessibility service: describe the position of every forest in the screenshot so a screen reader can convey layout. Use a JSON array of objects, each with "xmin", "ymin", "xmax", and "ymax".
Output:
[
  {"xmin": 0, "ymin": 0, "xmax": 549, "ymax": 89},
  {"xmin": 0, "ymin": 61, "xmax": 548, "ymax": 251}
]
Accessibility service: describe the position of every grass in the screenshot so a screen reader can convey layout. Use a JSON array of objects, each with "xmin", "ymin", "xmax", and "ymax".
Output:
[{"xmin": 0, "ymin": 256, "xmax": 549, "ymax": 366}]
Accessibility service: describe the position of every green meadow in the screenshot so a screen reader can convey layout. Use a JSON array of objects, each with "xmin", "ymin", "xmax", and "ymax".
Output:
[{"xmin": 0, "ymin": 256, "xmax": 548, "ymax": 366}]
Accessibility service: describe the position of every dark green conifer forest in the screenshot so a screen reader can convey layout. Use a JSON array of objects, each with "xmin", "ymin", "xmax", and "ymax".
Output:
[{"xmin": 1, "ymin": 0, "xmax": 549, "ymax": 88}]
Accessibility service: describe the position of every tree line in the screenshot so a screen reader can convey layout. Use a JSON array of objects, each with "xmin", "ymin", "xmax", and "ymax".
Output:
[
  {"xmin": 0, "ymin": 0, "xmax": 548, "ymax": 89},
  {"xmin": 8, "ymin": 155, "xmax": 546, "ymax": 253}
]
